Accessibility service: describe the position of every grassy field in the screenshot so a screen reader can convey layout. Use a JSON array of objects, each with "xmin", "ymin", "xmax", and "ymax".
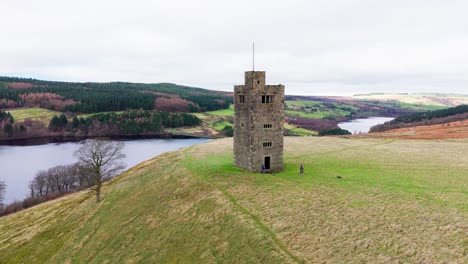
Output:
[
  {"xmin": 205, "ymin": 105, "xmax": 234, "ymax": 116},
  {"xmin": 212, "ymin": 120, "xmax": 233, "ymax": 131},
  {"xmin": 284, "ymin": 123, "xmax": 317, "ymax": 136},
  {"xmin": 285, "ymin": 100, "xmax": 354, "ymax": 119},
  {"xmin": 77, "ymin": 111, "xmax": 124, "ymax": 119},
  {"xmin": 6, "ymin": 108, "xmax": 61, "ymax": 125},
  {"xmin": 0, "ymin": 137, "xmax": 466, "ymax": 263}
]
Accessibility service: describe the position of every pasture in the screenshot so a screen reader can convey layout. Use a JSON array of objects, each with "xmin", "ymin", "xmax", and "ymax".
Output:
[{"xmin": 0, "ymin": 137, "xmax": 466, "ymax": 263}]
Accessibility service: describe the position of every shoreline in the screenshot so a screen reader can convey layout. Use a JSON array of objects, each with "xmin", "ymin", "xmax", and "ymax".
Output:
[{"xmin": 0, "ymin": 133, "xmax": 218, "ymax": 146}]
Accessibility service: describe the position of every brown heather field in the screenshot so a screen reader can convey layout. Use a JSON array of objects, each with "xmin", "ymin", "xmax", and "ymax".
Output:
[
  {"xmin": 356, "ymin": 119, "xmax": 468, "ymax": 140},
  {"xmin": 0, "ymin": 137, "xmax": 467, "ymax": 263}
]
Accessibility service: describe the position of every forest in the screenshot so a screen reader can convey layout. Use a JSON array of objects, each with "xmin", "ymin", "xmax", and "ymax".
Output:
[
  {"xmin": 0, "ymin": 77, "xmax": 232, "ymax": 113},
  {"xmin": 49, "ymin": 110, "xmax": 201, "ymax": 135}
]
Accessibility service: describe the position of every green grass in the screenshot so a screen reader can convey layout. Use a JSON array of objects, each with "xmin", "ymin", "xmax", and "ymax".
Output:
[
  {"xmin": 0, "ymin": 137, "xmax": 467, "ymax": 263},
  {"xmin": 286, "ymin": 100, "xmax": 359, "ymax": 111},
  {"xmin": 6, "ymin": 108, "xmax": 62, "ymax": 125},
  {"xmin": 205, "ymin": 105, "xmax": 234, "ymax": 117},
  {"xmin": 286, "ymin": 109, "xmax": 349, "ymax": 119},
  {"xmin": 284, "ymin": 123, "xmax": 317, "ymax": 136},
  {"xmin": 212, "ymin": 120, "xmax": 233, "ymax": 131},
  {"xmin": 77, "ymin": 111, "xmax": 125, "ymax": 119},
  {"xmin": 365, "ymin": 101, "xmax": 446, "ymax": 112},
  {"xmin": 285, "ymin": 100, "xmax": 353, "ymax": 119}
]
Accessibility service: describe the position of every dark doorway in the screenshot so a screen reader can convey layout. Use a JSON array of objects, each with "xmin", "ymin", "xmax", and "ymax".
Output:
[{"xmin": 264, "ymin": 156, "xmax": 271, "ymax": 170}]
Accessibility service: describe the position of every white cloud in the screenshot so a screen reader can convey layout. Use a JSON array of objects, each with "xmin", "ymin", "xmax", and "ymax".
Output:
[{"xmin": 0, "ymin": 0, "xmax": 467, "ymax": 95}]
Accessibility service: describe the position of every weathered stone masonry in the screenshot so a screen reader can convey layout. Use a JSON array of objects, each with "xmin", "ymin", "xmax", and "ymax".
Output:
[{"xmin": 234, "ymin": 71, "xmax": 284, "ymax": 172}]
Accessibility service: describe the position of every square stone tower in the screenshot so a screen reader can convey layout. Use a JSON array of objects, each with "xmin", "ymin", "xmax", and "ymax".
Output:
[{"xmin": 234, "ymin": 71, "xmax": 285, "ymax": 172}]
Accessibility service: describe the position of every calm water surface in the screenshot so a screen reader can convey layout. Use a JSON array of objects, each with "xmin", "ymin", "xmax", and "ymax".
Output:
[
  {"xmin": 338, "ymin": 117, "xmax": 394, "ymax": 134},
  {"xmin": 0, "ymin": 138, "xmax": 209, "ymax": 204}
]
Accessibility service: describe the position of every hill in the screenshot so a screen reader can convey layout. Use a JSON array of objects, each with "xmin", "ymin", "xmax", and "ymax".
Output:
[
  {"xmin": 0, "ymin": 77, "xmax": 232, "ymax": 113},
  {"xmin": 356, "ymin": 120, "xmax": 468, "ymax": 140},
  {"xmin": 370, "ymin": 105, "xmax": 468, "ymax": 132},
  {"xmin": 352, "ymin": 93, "xmax": 468, "ymax": 107},
  {"xmin": 1, "ymin": 137, "xmax": 466, "ymax": 263}
]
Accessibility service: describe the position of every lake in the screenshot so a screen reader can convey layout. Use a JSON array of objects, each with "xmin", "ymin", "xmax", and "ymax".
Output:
[
  {"xmin": 0, "ymin": 138, "xmax": 209, "ymax": 204},
  {"xmin": 338, "ymin": 117, "xmax": 394, "ymax": 134}
]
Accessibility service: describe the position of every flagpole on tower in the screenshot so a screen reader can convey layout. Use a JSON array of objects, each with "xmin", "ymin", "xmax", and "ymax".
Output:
[{"xmin": 252, "ymin": 42, "xmax": 255, "ymax": 72}]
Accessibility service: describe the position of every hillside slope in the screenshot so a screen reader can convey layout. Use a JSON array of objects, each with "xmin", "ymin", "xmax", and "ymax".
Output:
[
  {"xmin": 0, "ymin": 137, "xmax": 467, "ymax": 263},
  {"xmin": 0, "ymin": 77, "xmax": 232, "ymax": 113},
  {"xmin": 370, "ymin": 104, "xmax": 468, "ymax": 133},
  {"xmin": 358, "ymin": 120, "xmax": 468, "ymax": 140}
]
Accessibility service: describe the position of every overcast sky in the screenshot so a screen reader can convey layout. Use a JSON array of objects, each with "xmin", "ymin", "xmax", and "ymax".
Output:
[{"xmin": 1, "ymin": 0, "xmax": 467, "ymax": 95}]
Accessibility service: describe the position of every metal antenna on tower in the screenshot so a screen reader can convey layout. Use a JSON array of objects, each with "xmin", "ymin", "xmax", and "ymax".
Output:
[{"xmin": 252, "ymin": 42, "xmax": 255, "ymax": 72}]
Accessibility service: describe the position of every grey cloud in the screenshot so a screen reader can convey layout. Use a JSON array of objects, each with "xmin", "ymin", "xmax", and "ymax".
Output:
[{"xmin": 0, "ymin": 0, "xmax": 467, "ymax": 95}]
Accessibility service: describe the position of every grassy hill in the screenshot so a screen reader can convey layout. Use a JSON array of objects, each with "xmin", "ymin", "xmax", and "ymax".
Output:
[{"xmin": 1, "ymin": 138, "xmax": 467, "ymax": 263}]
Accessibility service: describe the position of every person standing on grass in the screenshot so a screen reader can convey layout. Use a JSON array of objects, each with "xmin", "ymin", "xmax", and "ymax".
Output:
[
  {"xmin": 261, "ymin": 164, "xmax": 265, "ymax": 174},
  {"xmin": 300, "ymin": 162, "xmax": 304, "ymax": 176}
]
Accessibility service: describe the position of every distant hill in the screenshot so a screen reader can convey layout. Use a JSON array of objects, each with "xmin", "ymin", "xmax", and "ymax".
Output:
[
  {"xmin": 352, "ymin": 93, "xmax": 468, "ymax": 107},
  {"xmin": 0, "ymin": 137, "xmax": 466, "ymax": 263},
  {"xmin": 370, "ymin": 104, "xmax": 468, "ymax": 132},
  {"xmin": 0, "ymin": 77, "xmax": 232, "ymax": 113}
]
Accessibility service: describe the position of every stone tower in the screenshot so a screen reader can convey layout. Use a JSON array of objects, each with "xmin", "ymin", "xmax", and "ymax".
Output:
[{"xmin": 234, "ymin": 71, "xmax": 285, "ymax": 172}]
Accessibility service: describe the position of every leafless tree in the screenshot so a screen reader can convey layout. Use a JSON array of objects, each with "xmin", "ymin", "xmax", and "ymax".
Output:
[
  {"xmin": 74, "ymin": 140, "xmax": 125, "ymax": 202},
  {"xmin": 0, "ymin": 181, "xmax": 6, "ymax": 208}
]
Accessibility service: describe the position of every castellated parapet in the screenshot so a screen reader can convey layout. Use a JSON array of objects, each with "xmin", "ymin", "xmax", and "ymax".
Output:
[{"xmin": 234, "ymin": 71, "xmax": 284, "ymax": 172}]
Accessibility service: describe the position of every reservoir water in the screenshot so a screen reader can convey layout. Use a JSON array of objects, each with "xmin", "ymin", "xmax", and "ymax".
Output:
[
  {"xmin": 338, "ymin": 117, "xmax": 394, "ymax": 134},
  {"xmin": 0, "ymin": 138, "xmax": 209, "ymax": 204}
]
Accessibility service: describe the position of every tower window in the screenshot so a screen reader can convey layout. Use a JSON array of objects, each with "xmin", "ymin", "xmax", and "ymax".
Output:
[
  {"xmin": 261, "ymin": 95, "xmax": 274, "ymax": 104},
  {"xmin": 263, "ymin": 142, "xmax": 272, "ymax": 147},
  {"xmin": 263, "ymin": 124, "xmax": 272, "ymax": 128},
  {"xmin": 257, "ymin": 80, "xmax": 260, "ymax": 84},
  {"xmin": 239, "ymin": 95, "xmax": 246, "ymax": 103}
]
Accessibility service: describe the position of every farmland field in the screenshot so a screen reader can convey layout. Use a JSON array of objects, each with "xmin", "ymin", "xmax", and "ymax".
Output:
[
  {"xmin": 205, "ymin": 105, "xmax": 234, "ymax": 116},
  {"xmin": 0, "ymin": 137, "xmax": 466, "ymax": 263},
  {"xmin": 6, "ymin": 108, "xmax": 61, "ymax": 125}
]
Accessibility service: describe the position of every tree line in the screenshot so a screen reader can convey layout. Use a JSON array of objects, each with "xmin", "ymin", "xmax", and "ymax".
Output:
[
  {"xmin": 49, "ymin": 110, "xmax": 202, "ymax": 135},
  {"xmin": 0, "ymin": 110, "xmax": 27, "ymax": 138}
]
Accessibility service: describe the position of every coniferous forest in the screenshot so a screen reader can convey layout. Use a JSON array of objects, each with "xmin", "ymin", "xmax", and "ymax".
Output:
[{"xmin": 0, "ymin": 77, "xmax": 232, "ymax": 113}]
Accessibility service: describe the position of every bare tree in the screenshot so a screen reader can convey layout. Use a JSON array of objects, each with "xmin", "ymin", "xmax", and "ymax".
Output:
[
  {"xmin": 74, "ymin": 140, "xmax": 125, "ymax": 202},
  {"xmin": 0, "ymin": 181, "xmax": 6, "ymax": 208}
]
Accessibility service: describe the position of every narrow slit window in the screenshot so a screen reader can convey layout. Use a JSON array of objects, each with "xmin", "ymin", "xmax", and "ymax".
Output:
[
  {"xmin": 263, "ymin": 124, "xmax": 272, "ymax": 128},
  {"xmin": 263, "ymin": 142, "xmax": 272, "ymax": 147}
]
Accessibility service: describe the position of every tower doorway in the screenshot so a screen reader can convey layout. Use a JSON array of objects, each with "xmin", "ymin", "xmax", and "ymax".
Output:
[{"xmin": 264, "ymin": 156, "xmax": 271, "ymax": 170}]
